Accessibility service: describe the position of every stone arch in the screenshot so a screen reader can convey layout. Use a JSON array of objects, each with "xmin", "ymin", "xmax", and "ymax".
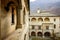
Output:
[
  {"xmin": 38, "ymin": 18, "xmax": 43, "ymax": 21},
  {"xmin": 5, "ymin": 1, "xmax": 17, "ymax": 12},
  {"xmin": 44, "ymin": 17, "xmax": 50, "ymax": 21},
  {"xmin": 31, "ymin": 31, "xmax": 36, "ymax": 36},
  {"xmin": 44, "ymin": 32, "xmax": 51, "ymax": 37},
  {"xmin": 31, "ymin": 18, "xmax": 36, "ymax": 21},
  {"xmin": 37, "ymin": 32, "xmax": 42, "ymax": 37}
]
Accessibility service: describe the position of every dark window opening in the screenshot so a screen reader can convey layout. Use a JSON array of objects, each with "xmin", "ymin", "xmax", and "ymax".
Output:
[
  {"xmin": 4, "ymin": 1, "xmax": 15, "ymax": 12},
  {"xmin": 32, "ymin": 25, "xmax": 35, "ymax": 29},
  {"xmin": 54, "ymin": 24, "xmax": 56, "ymax": 29},
  {"xmin": 38, "ymin": 26, "xmax": 41, "ymax": 29},
  {"xmin": 54, "ymin": 19, "xmax": 56, "ymax": 21},
  {"xmin": 24, "ymin": 34, "xmax": 26, "ymax": 40},
  {"xmin": 29, "ymin": 18, "xmax": 30, "ymax": 21},
  {"xmin": 46, "ymin": 26, "xmax": 49, "ymax": 30},
  {"xmin": 12, "ymin": 7, "xmax": 14, "ymax": 24}
]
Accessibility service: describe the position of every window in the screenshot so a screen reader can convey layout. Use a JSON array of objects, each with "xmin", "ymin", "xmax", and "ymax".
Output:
[
  {"xmin": 46, "ymin": 26, "xmax": 49, "ymax": 30},
  {"xmin": 5, "ymin": 1, "xmax": 15, "ymax": 24},
  {"xmin": 54, "ymin": 18, "xmax": 56, "ymax": 21},
  {"xmin": 32, "ymin": 25, "xmax": 35, "ymax": 29},
  {"xmin": 44, "ymin": 18, "xmax": 50, "ymax": 21},
  {"xmin": 54, "ymin": 24, "xmax": 56, "ymax": 29},
  {"xmin": 38, "ymin": 18, "xmax": 43, "ymax": 21},
  {"xmin": 12, "ymin": 7, "xmax": 14, "ymax": 24},
  {"xmin": 24, "ymin": 34, "xmax": 26, "ymax": 40},
  {"xmin": 29, "ymin": 18, "xmax": 30, "ymax": 21},
  {"xmin": 38, "ymin": 26, "xmax": 41, "ymax": 29}
]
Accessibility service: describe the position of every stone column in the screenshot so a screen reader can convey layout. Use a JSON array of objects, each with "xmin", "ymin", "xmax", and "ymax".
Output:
[
  {"xmin": 16, "ymin": 0, "xmax": 22, "ymax": 29},
  {"xmin": 16, "ymin": 8, "xmax": 22, "ymax": 29},
  {"xmin": 0, "ymin": 7, "xmax": 1, "ymax": 40}
]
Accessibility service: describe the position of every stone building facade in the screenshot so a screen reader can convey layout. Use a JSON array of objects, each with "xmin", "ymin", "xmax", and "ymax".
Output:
[
  {"xmin": 0, "ymin": 0, "xmax": 30, "ymax": 40},
  {"xmin": 29, "ymin": 9, "xmax": 60, "ymax": 38}
]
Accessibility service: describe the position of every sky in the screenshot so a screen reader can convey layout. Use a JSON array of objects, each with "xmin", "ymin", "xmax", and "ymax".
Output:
[
  {"xmin": 30, "ymin": 0, "xmax": 60, "ymax": 10},
  {"xmin": 30, "ymin": 0, "xmax": 60, "ymax": 15},
  {"xmin": 30, "ymin": 0, "xmax": 60, "ymax": 3}
]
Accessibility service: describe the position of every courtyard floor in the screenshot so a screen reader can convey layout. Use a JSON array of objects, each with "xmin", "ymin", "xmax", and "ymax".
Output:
[{"xmin": 30, "ymin": 37, "xmax": 60, "ymax": 40}]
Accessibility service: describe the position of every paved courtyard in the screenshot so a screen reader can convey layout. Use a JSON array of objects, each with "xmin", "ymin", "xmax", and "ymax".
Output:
[{"xmin": 30, "ymin": 37, "xmax": 60, "ymax": 40}]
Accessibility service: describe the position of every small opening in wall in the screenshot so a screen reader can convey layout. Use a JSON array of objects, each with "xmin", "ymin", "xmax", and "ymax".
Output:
[
  {"xmin": 46, "ymin": 26, "xmax": 49, "ymax": 30},
  {"xmin": 24, "ymin": 34, "xmax": 26, "ymax": 40},
  {"xmin": 29, "ymin": 18, "xmax": 30, "ymax": 21},
  {"xmin": 12, "ymin": 7, "xmax": 14, "ymax": 24},
  {"xmin": 54, "ymin": 24, "xmax": 56, "ymax": 29},
  {"xmin": 32, "ymin": 25, "xmax": 35, "ymax": 29},
  {"xmin": 54, "ymin": 18, "xmax": 56, "ymax": 22},
  {"xmin": 38, "ymin": 26, "xmax": 41, "ymax": 29}
]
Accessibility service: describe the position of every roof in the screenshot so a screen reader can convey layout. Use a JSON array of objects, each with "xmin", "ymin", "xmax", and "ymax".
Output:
[{"xmin": 30, "ymin": 11, "xmax": 60, "ymax": 17}]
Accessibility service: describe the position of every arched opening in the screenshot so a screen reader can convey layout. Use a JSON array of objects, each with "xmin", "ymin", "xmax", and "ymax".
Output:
[
  {"xmin": 31, "ymin": 31, "xmax": 36, "ymax": 36},
  {"xmin": 44, "ymin": 18, "xmax": 50, "ymax": 21},
  {"xmin": 31, "ymin": 18, "xmax": 36, "ymax": 21},
  {"xmin": 37, "ymin": 32, "xmax": 42, "ymax": 37},
  {"xmin": 44, "ymin": 32, "xmax": 51, "ymax": 37},
  {"xmin": 5, "ymin": 1, "xmax": 16, "ymax": 12},
  {"xmin": 5, "ymin": 1, "xmax": 17, "ymax": 25},
  {"xmin": 38, "ymin": 18, "xmax": 43, "ymax": 21}
]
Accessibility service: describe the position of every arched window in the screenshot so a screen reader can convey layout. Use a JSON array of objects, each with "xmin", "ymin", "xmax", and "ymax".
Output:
[
  {"xmin": 44, "ymin": 32, "xmax": 51, "ymax": 37},
  {"xmin": 31, "ymin": 18, "xmax": 36, "ymax": 21},
  {"xmin": 37, "ymin": 32, "xmax": 42, "ymax": 37},
  {"xmin": 38, "ymin": 18, "xmax": 43, "ymax": 21},
  {"xmin": 6, "ymin": 1, "xmax": 16, "ymax": 24},
  {"xmin": 4, "ymin": 1, "xmax": 16, "ymax": 12},
  {"xmin": 31, "ymin": 31, "xmax": 36, "ymax": 36},
  {"xmin": 44, "ymin": 18, "xmax": 50, "ymax": 21}
]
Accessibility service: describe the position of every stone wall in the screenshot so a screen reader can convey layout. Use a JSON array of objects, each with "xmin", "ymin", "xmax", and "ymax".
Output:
[{"xmin": 1, "ymin": 0, "xmax": 17, "ymax": 39}]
